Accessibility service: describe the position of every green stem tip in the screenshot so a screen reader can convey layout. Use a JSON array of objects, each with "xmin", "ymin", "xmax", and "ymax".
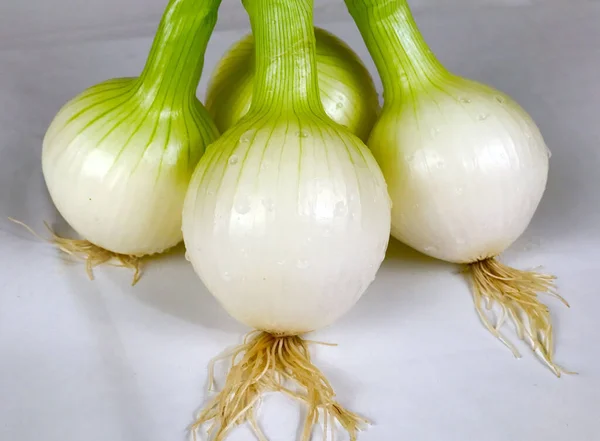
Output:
[
  {"xmin": 137, "ymin": 0, "xmax": 223, "ymax": 107},
  {"xmin": 344, "ymin": 0, "xmax": 447, "ymax": 101},
  {"xmin": 243, "ymin": 0, "xmax": 326, "ymax": 116}
]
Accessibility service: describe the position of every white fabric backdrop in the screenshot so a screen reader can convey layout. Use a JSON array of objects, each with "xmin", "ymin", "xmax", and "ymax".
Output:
[{"xmin": 1, "ymin": 2, "xmax": 598, "ymax": 441}]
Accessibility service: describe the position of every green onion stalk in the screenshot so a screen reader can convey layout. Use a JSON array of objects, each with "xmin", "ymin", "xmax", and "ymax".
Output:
[{"xmin": 205, "ymin": 26, "xmax": 380, "ymax": 141}]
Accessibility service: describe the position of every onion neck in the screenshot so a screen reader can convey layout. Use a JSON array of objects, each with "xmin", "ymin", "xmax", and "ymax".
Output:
[
  {"xmin": 243, "ymin": 0, "xmax": 326, "ymax": 117},
  {"xmin": 344, "ymin": 0, "xmax": 449, "ymax": 103},
  {"xmin": 136, "ymin": 0, "xmax": 222, "ymax": 109}
]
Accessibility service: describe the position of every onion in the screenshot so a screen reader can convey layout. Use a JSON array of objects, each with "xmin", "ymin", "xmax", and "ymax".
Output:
[
  {"xmin": 345, "ymin": 0, "xmax": 569, "ymax": 374},
  {"xmin": 40, "ymin": 0, "xmax": 220, "ymax": 283},
  {"xmin": 205, "ymin": 27, "xmax": 380, "ymax": 141},
  {"xmin": 182, "ymin": 0, "xmax": 391, "ymax": 438}
]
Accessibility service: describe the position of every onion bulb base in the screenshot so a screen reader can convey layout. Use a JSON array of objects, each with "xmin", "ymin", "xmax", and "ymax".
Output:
[
  {"xmin": 466, "ymin": 258, "xmax": 571, "ymax": 376},
  {"xmin": 192, "ymin": 331, "xmax": 368, "ymax": 441},
  {"xmin": 9, "ymin": 218, "xmax": 142, "ymax": 285}
]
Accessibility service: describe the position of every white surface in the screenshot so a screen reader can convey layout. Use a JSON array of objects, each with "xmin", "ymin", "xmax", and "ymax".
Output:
[{"xmin": 1, "ymin": 2, "xmax": 599, "ymax": 441}]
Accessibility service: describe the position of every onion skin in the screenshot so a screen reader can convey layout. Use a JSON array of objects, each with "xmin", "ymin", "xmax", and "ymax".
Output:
[
  {"xmin": 205, "ymin": 27, "xmax": 380, "ymax": 142},
  {"xmin": 182, "ymin": 114, "xmax": 391, "ymax": 334},
  {"xmin": 370, "ymin": 78, "xmax": 549, "ymax": 264},
  {"xmin": 345, "ymin": 0, "xmax": 549, "ymax": 264}
]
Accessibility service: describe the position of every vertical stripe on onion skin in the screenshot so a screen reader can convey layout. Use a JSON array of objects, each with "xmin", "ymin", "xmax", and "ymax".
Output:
[
  {"xmin": 345, "ymin": 0, "xmax": 569, "ymax": 375},
  {"xmin": 205, "ymin": 27, "xmax": 380, "ymax": 142},
  {"xmin": 40, "ymin": 0, "xmax": 221, "ymax": 284},
  {"xmin": 182, "ymin": 0, "xmax": 391, "ymax": 439}
]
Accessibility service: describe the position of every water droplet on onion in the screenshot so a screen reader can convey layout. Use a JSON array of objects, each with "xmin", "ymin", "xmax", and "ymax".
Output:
[
  {"xmin": 296, "ymin": 259, "xmax": 310, "ymax": 269},
  {"xmin": 235, "ymin": 197, "xmax": 251, "ymax": 214},
  {"xmin": 334, "ymin": 201, "xmax": 348, "ymax": 217},
  {"xmin": 240, "ymin": 130, "xmax": 254, "ymax": 143},
  {"xmin": 262, "ymin": 198, "xmax": 275, "ymax": 211}
]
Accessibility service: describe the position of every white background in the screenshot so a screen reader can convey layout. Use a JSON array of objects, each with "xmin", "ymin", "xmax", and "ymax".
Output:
[{"xmin": 1, "ymin": 1, "xmax": 599, "ymax": 441}]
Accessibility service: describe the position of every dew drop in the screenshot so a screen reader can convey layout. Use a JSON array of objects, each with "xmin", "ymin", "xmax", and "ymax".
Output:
[
  {"xmin": 260, "ymin": 161, "xmax": 270, "ymax": 170},
  {"xmin": 296, "ymin": 259, "xmax": 310, "ymax": 269},
  {"xmin": 430, "ymin": 127, "xmax": 440, "ymax": 138},
  {"xmin": 228, "ymin": 155, "xmax": 239, "ymax": 165},
  {"xmin": 262, "ymin": 197, "xmax": 275, "ymax": 211},
  {"xmin": 277, "ymin": 259, "xmax": 286, "ymax": 266},
  {"xmin": 296, "ymin": 130, "xmax": 309, "ymax": 138},
  {"xmin": 477, "ymin": 113, "xmax": 489, "ymax": 121},
  {"xmin": 334, "ymin": 201, "xmax": 348, "ymax": 217},
  {"xmin": 546, "ymin": 148, "xmax": 552, "ymax": 158},
  {"xmin": 240, "ymin": 130, "xmax": 254, "ymax": 143},
  {"xmin": 495, "ymin": 95, "xmax": 506, "ymax": 104},
  {"xmin": 184, "ymin": 252, "xmax": 191, "ymax": 262},
  {"xmin": 235, "ymin": 197, "xmax": 251, "ymax": 214},
  {"xmin": 336, "ymin": 102, "xmax": 344, "ymax": 109},
  {"xmin": 459, "ymin": 96, "xmax": 471, "ymax": 103},
  {"xmin": 455, "ymin": 186, "xmax": 464, "ymax": 195},
  {"xmin": 223, "ymin": 272, "xmax": 231, "ymax": 282}
]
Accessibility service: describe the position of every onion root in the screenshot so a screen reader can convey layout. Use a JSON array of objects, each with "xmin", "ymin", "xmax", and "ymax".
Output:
[
  {"xmin": 192, "ymin": 330, "xmax": 368, "ymax": 441},
  {"xmin": 9, "ymin": 218, "xmax": 142, "ymax": 285},
  {"xmin": 466, "ymin": 257, "xmax": 570, "ymax": 376}
]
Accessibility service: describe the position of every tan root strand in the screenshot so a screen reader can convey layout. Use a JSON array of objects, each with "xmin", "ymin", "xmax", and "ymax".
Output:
[
  {"xmin": 9, "ymin": 218, "xmax": 142, "ymax": 285},
  {"xmin": 192, "ymin": 331, "xmax": 368, "ymax": 441},
  {"xmin": 466, "ymin": 257, "xmax": 571, "ymax": 376}
]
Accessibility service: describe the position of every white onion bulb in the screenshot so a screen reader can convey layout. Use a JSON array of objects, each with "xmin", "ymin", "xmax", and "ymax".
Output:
[
  {"xmin": 183, "ymin": 121, "xmax": 391, "ymax": 334},
  {"xmin": 374, "ymin": 79, "xmax": 549, "ymax": 264}
]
